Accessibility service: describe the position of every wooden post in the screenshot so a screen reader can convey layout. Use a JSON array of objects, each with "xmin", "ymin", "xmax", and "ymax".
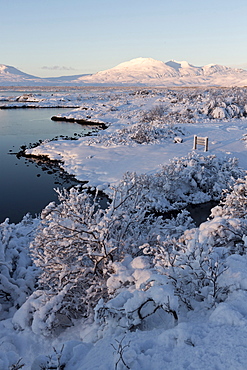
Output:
[
  {"xmin": 205, "ymin": 137, "xmax": 208, "ymax": 152},
  {"xmin": 193, "ymin": 135, "xmax": 197, "ymax": 150}
]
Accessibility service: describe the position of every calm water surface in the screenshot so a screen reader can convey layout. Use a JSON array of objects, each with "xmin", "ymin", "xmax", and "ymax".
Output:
[{"xmin": 0, "ymin": 108, "xmax": 95, "ymax": 223}]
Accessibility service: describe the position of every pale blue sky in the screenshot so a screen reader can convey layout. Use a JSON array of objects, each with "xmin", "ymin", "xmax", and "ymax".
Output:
[{"xmin": 1, "ymin": 0, "xmax": 247, "ymax": 77}]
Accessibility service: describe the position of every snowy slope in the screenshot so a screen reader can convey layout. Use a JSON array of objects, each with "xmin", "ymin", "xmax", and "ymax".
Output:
[
  {"xmin": 0, "ymin": 64, "xmax": 43, "ymax": 85},
  {"xmin": 1, "ymin": 58, "xmax": 247, "ymax": 86}
]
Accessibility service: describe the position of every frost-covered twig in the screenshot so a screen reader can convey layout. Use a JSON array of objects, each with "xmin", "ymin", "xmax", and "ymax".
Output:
[{"xmin": 111, "ymin": 336, "xmax": 130, "ymax": 370}]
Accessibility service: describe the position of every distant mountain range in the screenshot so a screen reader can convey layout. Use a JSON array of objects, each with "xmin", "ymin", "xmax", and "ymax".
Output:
[{"xmin": 1, "ymin": 58, "xmax": 247, "ymax": 87}]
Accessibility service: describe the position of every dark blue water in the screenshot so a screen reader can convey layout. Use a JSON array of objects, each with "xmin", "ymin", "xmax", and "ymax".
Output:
[{"xmin": 0, "ymin": 108, "xmax": 96, "ymax": 223}]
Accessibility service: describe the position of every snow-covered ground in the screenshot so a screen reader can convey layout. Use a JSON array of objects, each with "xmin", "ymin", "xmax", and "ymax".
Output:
[
  {"xmin": 1, "ymin": 87, "xmax": 247, "ymax": 369},
  {"xmin": 25, "ymin": 87, "xmax": 247, "ymax": 188}
]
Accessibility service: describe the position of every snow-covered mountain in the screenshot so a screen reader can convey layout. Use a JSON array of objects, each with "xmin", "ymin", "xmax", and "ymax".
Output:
[
  {"xmin": 0, "ymin": 64, "xmax": 90, "ymax": 86},
  {"xmin": 78, "ymin": 57, "xmax": 247, "ymax": 86},
  {"xmin": 1, "ymin": 58, "xmax": 247, "ymax": 86},
  {"xmin": 0, "ymin": 64, "xmax": 44, "ymax": 85}
]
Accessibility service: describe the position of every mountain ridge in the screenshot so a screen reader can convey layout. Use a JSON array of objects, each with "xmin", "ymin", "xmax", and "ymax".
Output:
[{"xmin": 0, "ymin": 58, "xmax": 247, "ymax": 87}]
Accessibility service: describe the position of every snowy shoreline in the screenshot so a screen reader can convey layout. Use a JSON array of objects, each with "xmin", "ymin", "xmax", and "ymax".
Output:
[{"xmin": 23, "ymin": 87, "xmax": 247, "ymax": 187}]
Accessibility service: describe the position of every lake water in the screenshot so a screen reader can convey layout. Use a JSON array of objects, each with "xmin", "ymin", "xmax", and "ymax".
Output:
[{"xmin": 0, "ymin": 108, "xmax": 97, "ymax": 224}]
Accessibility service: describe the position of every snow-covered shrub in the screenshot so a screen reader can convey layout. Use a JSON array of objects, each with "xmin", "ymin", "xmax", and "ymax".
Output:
[
  {"xmin": 97, "ymin": 169, "xmax": 247, "ymax": 331},
  {"xmin": 122, "ymin": 153, "xmax": 244, "ymax": 213},
  {"xmin": 140, "ymin": 173, "xmax": 247, "ymax": 312},
  {"xmin": 200, "ymin": 87, "xmax": 247, "ymax": 120},
  {"xmin": 127, "ymin": 123, "xmax": 184, "ymax": 145},
  {"xmin": 208, "ymin": 104, "xmax": 244, "ymax": 120},
  {"xmin": 211, "ymin": 176, "xmax": 247, "ymax": 219},
  {"xmin": 142, "ymin": 214, "xmax": 247, "ymax": 311},
  {"xmin": 18, "ymin": 162, "xmax": 200, "ymax": 335},
  {"xmin": 94, "ymin": 193, "xmax": 247, "ymax": 335},
  {"xmin": 93, "ymin": 157, "xmax": 244, "ymax": 328},
  {"xmin": 30, "ymin": 345, "xmax": 66, "ymax": 369},
  {"xmin": 0, "ymin": 354, "xmax": 25, "ymax": 370},
  {"xmin": 26, "ymin": 190, "xmax": 114, "ymax": 333},
  {"xmin": 95, "ymin": 255, "xmax": 178, "ymax": 332},
  {"xmin": 141, "ymin": 105, "xmax": 165, "ymax": 123},
  {"xmin": 0, "ymin": 216, "xmax": 38, "ymax": 319},
  {"xmin": 87, "ymin": 122, "xmax": 185, "ymax": 146},
  {"xmin": 210, "ymin": 107, "xmax": 227, "ymax": 119},
  {"xmin": 23, "ymin": 181, "xmax": 177, "ymax": 335}
]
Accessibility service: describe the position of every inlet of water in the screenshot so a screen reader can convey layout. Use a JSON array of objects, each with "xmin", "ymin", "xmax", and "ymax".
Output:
[{"xmin": 0, "ymin": 108, "xmax": 98, "ymax": 223}]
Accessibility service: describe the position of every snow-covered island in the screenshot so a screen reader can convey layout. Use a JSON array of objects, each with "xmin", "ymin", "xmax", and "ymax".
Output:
[{"xmin": 1, "ymin": 86, "xmax": 247, "ymax": 369}]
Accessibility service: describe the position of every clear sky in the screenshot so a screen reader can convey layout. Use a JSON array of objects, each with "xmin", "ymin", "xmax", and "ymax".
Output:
[{"xmin": 1, "ymin": 0, "xmax": 247, "ymax": 77}]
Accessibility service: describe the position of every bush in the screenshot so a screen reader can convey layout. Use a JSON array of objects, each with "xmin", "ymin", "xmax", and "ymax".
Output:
[
  {"xmin": 20, "ymin": 181, "xmax": 171, "ymax": 334},
  {"xmin": 0, "ymin": 216, "xmax": 38, "ymax": 320}
]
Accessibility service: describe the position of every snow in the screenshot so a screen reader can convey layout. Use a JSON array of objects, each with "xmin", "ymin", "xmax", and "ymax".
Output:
[
  {"xmin": 24, "ymin": 87, "xmax": 247, "ymax": 188},
  {"xmin": 1, "ymin": 87, "xmax": 247, "ymax": 369},
  {"xmin": 109, "ymin": 57, "xmax": 167, "ymax": 70}
]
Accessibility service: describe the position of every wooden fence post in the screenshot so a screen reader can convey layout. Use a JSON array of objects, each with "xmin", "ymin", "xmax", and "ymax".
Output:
[
  {"xmin": 193, "ymin": 135, "xmax": 208, "ymax": 152},
  {"xmin": 193, "ymin": 135, "xmax": 197, "ymax": 150}
]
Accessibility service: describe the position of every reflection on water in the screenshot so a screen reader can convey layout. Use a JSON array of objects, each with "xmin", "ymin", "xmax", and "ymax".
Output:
[{"xmin": 0, "ymin": 108, "xmax": 97, "ymax": 224}]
